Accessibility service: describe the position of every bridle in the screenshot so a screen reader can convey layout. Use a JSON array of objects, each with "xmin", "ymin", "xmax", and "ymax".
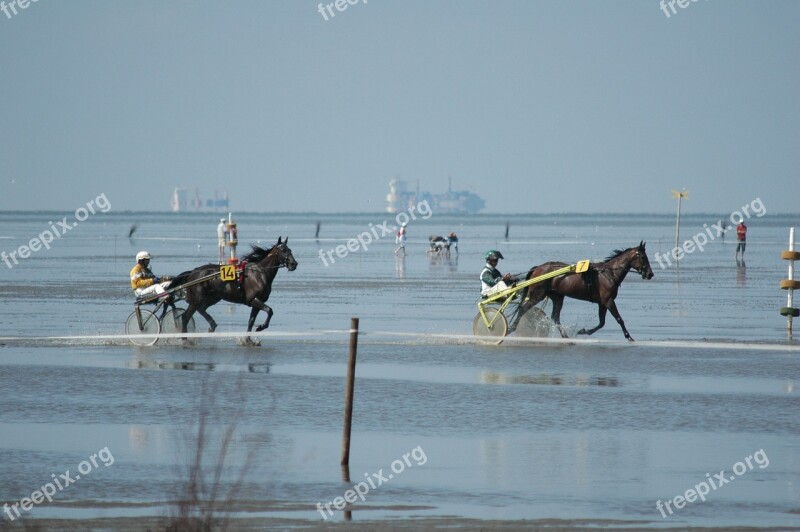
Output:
[
  {"xmin": 596, "ymin": 248, "xmax": 650, "ymax": 279},
  {"xmin": 251, "ymin": 245, "xmax": 295, "ymax": 270},
  {"xmin": 272, "ymin": 245, "xmax": 297, "ymax": 270}
]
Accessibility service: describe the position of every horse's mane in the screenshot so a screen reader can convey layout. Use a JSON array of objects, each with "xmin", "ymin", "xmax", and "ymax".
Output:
[
  {"xmin": 603, "ymin": 247, "xmax": 633, "ymax": 262},
  {"xmin": 242, "ymin": 244, "xmax": 275, "ymax": 262}
]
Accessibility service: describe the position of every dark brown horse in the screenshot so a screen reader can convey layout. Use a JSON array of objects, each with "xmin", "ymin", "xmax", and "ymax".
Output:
[
  {"xmin": 170, "ymin": 237, "xmax": 298, "ymax": 344},
  {"xmin": 514, "ymin": 242, "xmax": 654, "ymax": 341}
]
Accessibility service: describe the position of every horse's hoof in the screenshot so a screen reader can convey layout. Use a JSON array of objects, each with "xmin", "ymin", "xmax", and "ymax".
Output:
[
  {"xmin": 577, "ymin": 329, "xmax": 587, "ymax": 335},
  {"xmin": 627, "ymin": 337, "xmax": 635, "ymax": 342},
  {"xmin": 255, "ymin": 325, "xmax": 267, "ymax": 332},
  {"xmin": 207, "ymin": 327, "xmax": 215, "ymax": 333}
]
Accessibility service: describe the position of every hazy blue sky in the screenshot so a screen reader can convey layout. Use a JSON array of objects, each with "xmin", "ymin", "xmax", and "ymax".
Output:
[{"xmin": 1, "ymin": 1, "xmax": 798, "ymax": 214}]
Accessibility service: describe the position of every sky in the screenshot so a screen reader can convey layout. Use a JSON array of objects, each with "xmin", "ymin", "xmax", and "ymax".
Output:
[{"xmin": 0, "ymin": 0, "xmax": 798, "ymax": 214}]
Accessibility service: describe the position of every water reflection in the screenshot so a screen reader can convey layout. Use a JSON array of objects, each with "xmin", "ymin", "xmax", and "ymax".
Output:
[
  {"xmin": 428, "ymin": 253, "xmax": 458, "ymax": 273},
  {"xmin": 480, "ymin": 372, "xmax": 619, "ymax": 387},
  {"xmin": 736, "ymin": 259, "xmax": 746, "ymax": 286},
  {"xmin": 395, "ymin": 254, "xmax": 405, "ymax": 279},
  {"xmin": 129, "ymin": 360, "xmax": 216, "ymax": 371},
  {"xmin": 127, "ymin": 360, "xmax": 272, "ymax": 373}
]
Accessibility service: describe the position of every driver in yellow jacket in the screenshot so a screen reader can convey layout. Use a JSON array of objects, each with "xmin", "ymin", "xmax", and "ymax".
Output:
[{"xmin": 130, "ymin": 251, "xmax": 172, "ymax": 299}]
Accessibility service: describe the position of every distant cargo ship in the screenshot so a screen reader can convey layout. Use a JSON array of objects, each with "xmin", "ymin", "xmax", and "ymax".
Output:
[
  {"xmin": 386, "ymin": 178, "xmax": 485, "ymax": 214},
  {"xmin": 170, "ymin": 187, "xmax": 229, "ymax": 212}
]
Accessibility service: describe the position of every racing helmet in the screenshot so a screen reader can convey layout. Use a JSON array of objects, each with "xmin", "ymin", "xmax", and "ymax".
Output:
[
  {"xmin": 136, "ymin": 251, "xmax": 151, "ymax": 261},
  {"xmin": 485, "ymin": 250, "xmax": 504, "ymax": 261}
]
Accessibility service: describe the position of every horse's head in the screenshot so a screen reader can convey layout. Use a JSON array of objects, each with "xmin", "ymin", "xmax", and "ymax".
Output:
[
  {"xmin": 631, "ymin": 241, "xmax": 654, "ymax": 280},
  {"xmin": 272, "ymin": 236, "xmax": 298, "ymax": 271}
]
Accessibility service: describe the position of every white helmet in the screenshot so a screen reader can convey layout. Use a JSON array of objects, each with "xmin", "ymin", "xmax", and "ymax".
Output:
[{"xmin": 136, "ymin": 251, "xmax": 151, "ymax": 261}]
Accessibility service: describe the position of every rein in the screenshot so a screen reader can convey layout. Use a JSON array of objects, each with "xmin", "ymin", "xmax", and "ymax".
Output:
[{"xmin": 595, "ymin": 252, "xmax": 648, "ymax": 280}]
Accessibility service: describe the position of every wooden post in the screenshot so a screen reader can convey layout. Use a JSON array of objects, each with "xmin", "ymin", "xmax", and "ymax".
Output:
[
  {"xmin": 671, "ymin": 189, "xmax": 688, "ymax": 263},
  {"xmin": 341, "ymin": 318, "xmax": 359, "ymax": 466}
]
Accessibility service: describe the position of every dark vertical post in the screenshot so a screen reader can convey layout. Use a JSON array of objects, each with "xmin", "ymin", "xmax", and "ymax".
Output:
[
  {"xmin": 505, "ymin": 222, "xmax": 510, "ymax": 240},
  {"xmin": 341, "ymin": 317, "xmax": 359, "ymax": 466}
]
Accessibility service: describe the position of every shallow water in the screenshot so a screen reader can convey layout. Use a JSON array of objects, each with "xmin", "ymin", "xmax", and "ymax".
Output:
[{"xmin": 0, "ymin": 211, "xmax": 798, "ymax": 527}]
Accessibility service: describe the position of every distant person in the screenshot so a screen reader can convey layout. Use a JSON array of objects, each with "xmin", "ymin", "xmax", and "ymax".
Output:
[
  {"xmin": 395, "ymin": 223, "xmax": 407, "ymax": 255},
  {"xmin": 735, "ymin": 221, "xmax": 747, "ymax": 259},
  {"xmin": 428, "ymin": 235, "xmax": 447, "ymax": 254},
  {"xmin": 217, "ymin": 218, "xmax": 228, "ymax": 263},
  {"xmin": 480, "ymin": 250, "xmax": 515, "ymax": 297},
  {"xmin": 130, "ymin": 251, "xmax": 172, "ymax": 299},
  {"xmin": 447, "ymin": 232, "xmax": 459, "ymax": 254}
]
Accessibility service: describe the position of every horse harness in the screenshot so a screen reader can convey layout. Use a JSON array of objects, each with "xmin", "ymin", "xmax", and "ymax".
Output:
[
  {"xmin": 233, "ymin": 252, "xmax": 291, "ymax": 288},
  {"xmin": 581, "ymin": 250, "xmax": 645, "ymax": 303}
]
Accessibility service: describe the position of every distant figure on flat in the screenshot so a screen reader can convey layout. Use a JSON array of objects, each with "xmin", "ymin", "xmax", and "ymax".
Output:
[
  {"xmin": 735, "ymin": 221, "xmax": 747, "ymax": 259},
  {"xmin": 428, "ymin": 235, "xmax": 447, "ymax": 255},
  {"xmin": 395, "ymin": 223, "xmax": 407, "ymax": 255},
  {"xmin": 447, "ymin": 232, "xmax": 459, "ymax": 255},
  {"xmin": 217, "ymin": 218, "xmax": 228, "ymax": 264}
]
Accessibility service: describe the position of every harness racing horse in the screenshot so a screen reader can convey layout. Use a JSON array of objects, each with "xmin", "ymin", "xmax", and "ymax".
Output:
[
  {"xmin": 171, "ymin": 237, "xmax": 298, "ymax": 344},
  {"xmin": 514, "ymin": 241, "xmax": 654, "ymax": 341}
]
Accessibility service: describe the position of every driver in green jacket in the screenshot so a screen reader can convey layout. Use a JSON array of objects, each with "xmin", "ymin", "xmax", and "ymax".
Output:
[{"xmin": 480, "ymin": 250, "xmax": 516, "ymax": 297}]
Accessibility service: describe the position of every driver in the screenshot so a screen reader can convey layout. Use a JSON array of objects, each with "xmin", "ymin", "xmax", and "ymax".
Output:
[
  {"xmin": 480, "ymin": 250, "xmax": 516, "ymax": 297},
  {"xmin": 130, "ymin": 251, "xmax": 172, "ymax": 299}
]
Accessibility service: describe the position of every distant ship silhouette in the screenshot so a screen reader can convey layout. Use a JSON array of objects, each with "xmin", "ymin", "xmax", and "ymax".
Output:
[{"xmin": 386, "ymin": 177, "xmax": 485, "ymax": 214}]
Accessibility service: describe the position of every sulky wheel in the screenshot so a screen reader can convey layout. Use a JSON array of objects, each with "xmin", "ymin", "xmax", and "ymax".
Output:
[
  {"xmin": 515, "ymin": 307, "xmax": 552, "ymax": 338},
  {"xmin": 473, "ymin": 307, "xmax": 508, "ymax": 345},
  {"xmin": 159, "ymin": 308, "xmax": 196, "ymax": 344},
  {"xmin": 125, "ymin": 308, "xmax": 160, "ymax": 346}
]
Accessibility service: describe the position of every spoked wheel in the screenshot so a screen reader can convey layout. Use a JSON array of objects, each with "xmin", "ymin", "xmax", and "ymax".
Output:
[
  {"xmin": 159, "ymin": 307, "xmax": 196, "ymax": 344},
  {"xmin": 125, "ymin": 308, "xmax": 160, "ymax": 346},
  {"xmin": 473, "ymin": 307, "xmax": 508, "ymax": 345},
  {"xmin": 514, "ymin": 307, "xmax": 552, "ymax": 338}
]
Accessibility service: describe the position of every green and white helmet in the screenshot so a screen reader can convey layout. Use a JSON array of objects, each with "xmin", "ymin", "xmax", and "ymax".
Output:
[{"xmin": 485, "ymin": 250, "xmax": 504, "ymax": 261}]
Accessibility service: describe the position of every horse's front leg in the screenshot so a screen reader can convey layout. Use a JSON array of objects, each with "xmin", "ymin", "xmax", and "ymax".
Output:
[
  {"xmin": 578, "ymin": 305, "xmax": 607, "ymax": 336},
  {"xmin": 605, "ymin": 301, "xmax": 633, "ymax": 341},
  {"xmin": 244, "ymin": 305, "xmax": 262, "ymax": 346},
  {"xmin": 247, "ymin": 298, "xmax": 273, "ymax": 332}
]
